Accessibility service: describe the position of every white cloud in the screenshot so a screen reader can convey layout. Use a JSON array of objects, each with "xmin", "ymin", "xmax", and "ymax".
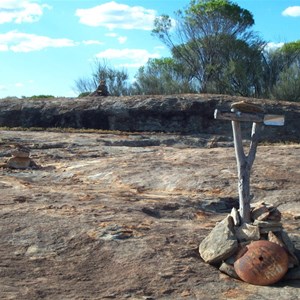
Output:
[
  {"xmin": 75, "ymin": 1, "xmax": 157, "ymax": 30},
  {"xmin": 15, "ymin": 83, "xmax": 24, "ymax": 88},
  {"xmin": 82, "ymin": 40, "xmax": 104, "ymax": 46},
  {"xmin": 118, "ymin": 36, "xmax": 127, "ymax": 44},
  {"xmin": 95, "ymin": 48, "xmax": 160, "ymax": 68},
  {"xmin": 282, "ymin": 6, "xmax": 300, "ymax": 17},
  {"xmin": 0, "ymin": 44, "xmax": 9, "ymax": 51},
  {"xmin": 105, "ymin": 33, "xmax": 118, "ymax": 37},
  {"xmin": 105, "ymin": 32, "xmax": 127, "ymax": 44},
  {"xmin": 0, "ymin": 31, "xmax": 77, "ymax": 52},
  {"xmin": 0, "ymin": 0, "xmax": 51, "ymax": 24},
  {"xmin": 265, "ymin": 42, "xmax": 284, "ymax": 52}
]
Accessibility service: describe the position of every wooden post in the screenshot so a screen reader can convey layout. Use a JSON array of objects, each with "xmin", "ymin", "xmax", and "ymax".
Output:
[
  {"xmin": 232, "ymin": 120, "xmax": 262, "ymax": 223},
  {"xmin": 214, "ymin": 108, "xmax": 284, "ymax": 224}
]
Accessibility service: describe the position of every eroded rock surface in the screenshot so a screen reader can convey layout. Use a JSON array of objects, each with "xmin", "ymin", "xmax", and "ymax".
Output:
[
  {"xmin": 1, "ymin": 94, "xmax": 300, "ymax": 142},
  {"xmin": 0, "ymin": 130, "xmax": 299, "ymax": 299}
]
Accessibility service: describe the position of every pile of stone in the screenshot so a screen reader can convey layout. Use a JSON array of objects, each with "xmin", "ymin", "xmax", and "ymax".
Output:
[
  {"xmin": 89, "ymin": 80, "xmax": 109, "ymax": 97},
  {"xmin": 199, "ymin": 202, "xmax": 300, "ymax": 285},
  {"xmin": 1, "ymin": 145, "xmax": 38, "ymax": 169}
]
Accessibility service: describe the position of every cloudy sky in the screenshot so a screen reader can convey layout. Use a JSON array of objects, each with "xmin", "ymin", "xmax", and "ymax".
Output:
[{"xmin": 0, "ymin": 0, "xmax": 300, "ymax": 98}]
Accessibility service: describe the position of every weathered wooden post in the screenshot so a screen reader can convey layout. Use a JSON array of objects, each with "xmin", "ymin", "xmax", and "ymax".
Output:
[{"xmin": 214, "ymin": 102, "xmax": 284, "ymax": 224}]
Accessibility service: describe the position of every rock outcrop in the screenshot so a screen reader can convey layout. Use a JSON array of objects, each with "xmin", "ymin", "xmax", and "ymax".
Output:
[
  {"xmin": 1, "ymin": 94, "xmax": 300, "ymax": 142},
  {"xmin": 0, "ymin": 130, "xmax": 299, "ymax": 299}
]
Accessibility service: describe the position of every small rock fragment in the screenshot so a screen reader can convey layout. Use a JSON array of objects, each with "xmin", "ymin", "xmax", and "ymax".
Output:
[
  {"xmin": 253, "ymin": 220, "xmax": 282, "ymax": 233},
  {"xmin": 280, "ymin": 230, "xmax": 297, "ymax": 255},
  {"xmin": 251, "ymin": 203, "xmax": 270, "ymax": 221},
  {"xmin": 280, "ymin": 231, "xmax": 299, "ymax": 266},
  {"xmin": 267, "ymin": 207, "xmax": 281, "ymax": 222},
  {"xmin": 219, "ymin": 262, "xmax": 240, "ymax": 279},
  {"xmin": 268, "ymin": 231, "xmax": 284, "ymax": 247}
]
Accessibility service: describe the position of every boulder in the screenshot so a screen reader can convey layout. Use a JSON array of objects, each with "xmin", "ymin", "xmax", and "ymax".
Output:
[{"xmin": 6, "ymin": 157, "xmax": 31, "ymax": 169}]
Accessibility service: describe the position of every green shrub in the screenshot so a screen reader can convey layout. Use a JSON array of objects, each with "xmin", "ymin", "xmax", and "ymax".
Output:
[
  {"xmin": 29, "ymin": 95, "xmax": 55, "ymax": 99},
  {"xmin": 78, "ymin": 92, "xmax": 90, "ymax": 98}
]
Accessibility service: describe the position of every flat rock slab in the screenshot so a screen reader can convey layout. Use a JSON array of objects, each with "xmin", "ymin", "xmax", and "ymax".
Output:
[
  {"xmin": 199, "ymin": 215, "xmax": 238, "ymax": 264},
  {"xmin": 0, "ymin": 130, "xmax": 300, "ymax": 299}
]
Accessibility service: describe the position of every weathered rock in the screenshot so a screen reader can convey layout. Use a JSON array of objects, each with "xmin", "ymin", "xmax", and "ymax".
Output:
[
  {"xmin": 199, "ymin": 215, "xmax": 238, "ymax": 264},
  {"xmin": 11, "ymin": 148, "xmax": 30, "ymax": 158},
  {"xmin": 253, "ymin": 220, "xmax": 283, "ymax": 233},
  {"xmin": 251, "ymin": 203, "xmax": 281, "ymax": 222},
  {"xmin": 0, "ymin": 95, "xmax": 300, "ymax": 143},
  {"xmin": 268, "ymin": 231, "xmax": 284, "ymax": 248},
  {"xmin": 267, "ymin": 231, "xmax": 299, "ymax": 267},
  {"xmin": 219, "ymin": 262, "xmax": 240, "ymax": 279},
  {"xmin": 280, "ymin": 230, "xmax": 300, "ymax": 266},
  {"xmin": 251, "ymin": 203, "xmax": 270, "ymax": 221},
  {"xmin": 6, "ymin": 157, "xmax": 31, "ymax": 169},
  {"xmin": 267, "ymin": 207, "xmax": 281, "ymax": 222},
  {"xmin": 280, "ymin": 230, "xmax": 297, "ymax": 255},
  {"xmin": 234, "ymin": 240, "xmax": 289, "ymax": 286},
  {"xmin": 235, "ymin": 223, "xmax": 260, "ymax": 242}
]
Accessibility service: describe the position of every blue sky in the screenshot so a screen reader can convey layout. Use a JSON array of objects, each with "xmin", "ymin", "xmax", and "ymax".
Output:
[{"xmin": 0, "ymin": 0, "xmax": 300, "ymax": 98}]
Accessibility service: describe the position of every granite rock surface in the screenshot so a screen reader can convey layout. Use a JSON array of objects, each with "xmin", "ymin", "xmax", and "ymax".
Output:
[{"xmin": 0, "ymin": 129, "xmax": 299, "ymax": 299}]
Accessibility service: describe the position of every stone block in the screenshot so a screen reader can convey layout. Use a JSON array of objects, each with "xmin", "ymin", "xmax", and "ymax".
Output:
[{"xmin": 199, "ymin": 215, "xmax": 238, "ymax": 264}]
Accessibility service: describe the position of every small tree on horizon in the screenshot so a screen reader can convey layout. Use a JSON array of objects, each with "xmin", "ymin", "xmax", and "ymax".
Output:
[{"xmin": 73, "ymin": 60, "xmax": 131, "ymax": 96}]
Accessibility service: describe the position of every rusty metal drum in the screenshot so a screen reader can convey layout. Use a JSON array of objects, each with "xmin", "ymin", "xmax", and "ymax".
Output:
[{"xmin": 234, "ymin": 240, "xmax": 289, "ymax": 285}]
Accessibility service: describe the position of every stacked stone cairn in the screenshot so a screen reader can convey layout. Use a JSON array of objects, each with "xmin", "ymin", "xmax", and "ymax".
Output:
[
  {"xmin": 3, "ymin": 145, "xmax": 38, "ymax": 169},
  {"xmin": 199, "ymin": 202, "xmax": 300, "ymax": 285},
  {"xmin": 89, "ymin": 80, "xmax": 109, "ymax": 97}
]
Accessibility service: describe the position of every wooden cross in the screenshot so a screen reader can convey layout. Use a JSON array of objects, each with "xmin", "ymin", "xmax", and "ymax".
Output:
[{"xmin": 214, "ymin": 103, "xmax": 284, "ymax": 223}]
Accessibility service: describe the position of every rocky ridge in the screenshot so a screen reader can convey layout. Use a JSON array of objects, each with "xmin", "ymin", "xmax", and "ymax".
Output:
[{"xmin": 1, "ymin": 94, "xmax": 300, "ymax": 142}]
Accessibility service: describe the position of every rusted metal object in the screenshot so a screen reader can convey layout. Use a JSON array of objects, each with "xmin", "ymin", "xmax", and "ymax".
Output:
[{"xmin": 234, "ymin": 240, "xmax": 289, "ymax": 285}]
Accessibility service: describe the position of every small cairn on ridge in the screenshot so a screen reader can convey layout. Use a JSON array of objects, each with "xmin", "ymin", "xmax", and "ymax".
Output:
[
  {"xmin": 1, "ymin": 145, "xmax": 39, "ymax": 169},
  {"xmin": 89, "ymin": 79, "xmax": 109, "ymax": 97},
  {"xmin": 199, "ymin": 101, "xmax": 300, "ymax": 285}
]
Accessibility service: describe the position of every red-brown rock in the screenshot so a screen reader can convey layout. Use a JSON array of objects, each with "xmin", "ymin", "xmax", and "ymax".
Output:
[{"xmin": 234, "ymin": 240, "xmax": 289, "ymax": 285}]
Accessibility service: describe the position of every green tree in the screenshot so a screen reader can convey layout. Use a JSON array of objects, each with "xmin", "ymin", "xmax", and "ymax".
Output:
[
  {"xmin": 271, "ymin": 64, "xmax": 300, "ymax": 102},
  {"xmin": 132, "ymin": 57, "xmax": 198, "ymax": 95},
  {"xmin": 73, "ymin": 60, "xmax": 131, "ymax": 96},
  {"xmin": 153, "ymin": 0, "xmax": 265, "ymax": 96},
  {"xmin": 262, "ymin": 40, "xmax": 300, "ymax": 99}
]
